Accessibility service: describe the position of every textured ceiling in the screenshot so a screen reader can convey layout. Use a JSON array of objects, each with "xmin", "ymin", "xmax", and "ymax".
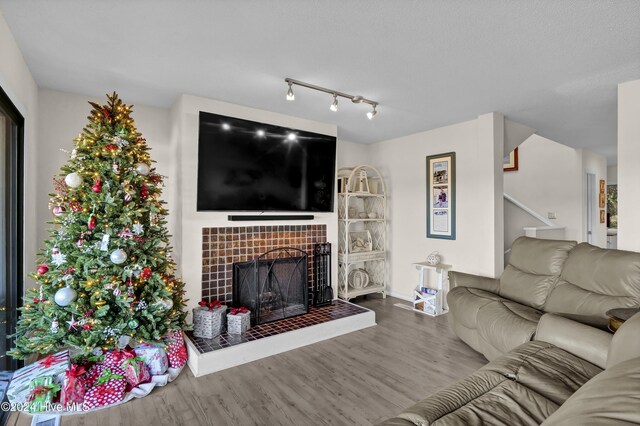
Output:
[{"xmin": 1, "ymin": 0, "xmax": 639, "ymax": 163}]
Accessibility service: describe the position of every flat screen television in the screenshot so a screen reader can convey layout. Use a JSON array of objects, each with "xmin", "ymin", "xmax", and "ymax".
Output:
[{"xmin": 197, "ymin": 111, "xmax": 337, "ymax": 212}]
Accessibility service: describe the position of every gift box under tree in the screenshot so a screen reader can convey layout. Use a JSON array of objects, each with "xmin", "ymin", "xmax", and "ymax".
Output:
[
  {"xmin": 227, "ymin": 307, "xmax": 251, "ymax": 334},
  {"xmin": 26, "ymin": 376, "xmax": 61, "ymax": 413},
  {"xmin": 7, "ymin": 350, "xmax": 69, "ymax": 404},
  {"xmin": 193, "ymin": 300, "xmax": 227, "ymax": 339}
]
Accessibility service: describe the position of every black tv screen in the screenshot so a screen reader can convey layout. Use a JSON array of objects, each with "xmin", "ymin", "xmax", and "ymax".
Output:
[{"xmin": 197, "ymin": 111, "xmax": 337, "ymax": 212}]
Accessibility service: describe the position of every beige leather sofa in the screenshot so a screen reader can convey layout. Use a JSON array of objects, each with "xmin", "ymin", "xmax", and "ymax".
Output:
[
  {"xmin": 447, "ymin": 237, "xmax": 640, "ymax": 360},
  {"xmin": 378, "ymin": 238, "xmax": 640, "ymax": 425},
  {"xmin": 380, "ymin": 311, "xmax": 640, "ymax": 425}
]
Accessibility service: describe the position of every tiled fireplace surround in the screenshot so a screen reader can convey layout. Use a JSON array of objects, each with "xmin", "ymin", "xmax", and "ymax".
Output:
[{"xmin": 201, "ymin": 224, "xmax": 327, "ymax": 304}]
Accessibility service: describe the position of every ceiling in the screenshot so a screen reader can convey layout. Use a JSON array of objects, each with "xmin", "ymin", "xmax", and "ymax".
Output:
[{"xmin": 1, "ymin": 1, "xmax": 639, "ymax": 163}]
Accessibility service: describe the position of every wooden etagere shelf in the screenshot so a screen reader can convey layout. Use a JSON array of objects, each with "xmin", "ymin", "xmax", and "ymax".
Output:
[{"xmin": 337, "ymin": 165, "xmax": 387, "ymax": 301}]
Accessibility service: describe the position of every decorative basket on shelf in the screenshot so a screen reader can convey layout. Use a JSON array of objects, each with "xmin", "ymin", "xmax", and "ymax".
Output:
[{"xmin": 348, "ymin": 269, "xmax": 370, "ymax": 289}]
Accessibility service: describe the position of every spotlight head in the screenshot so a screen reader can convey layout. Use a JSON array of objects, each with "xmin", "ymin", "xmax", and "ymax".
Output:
[
  {"xmin": 330, "ymin": 94, "xmax": 338, "ymax": 112},
  {"xmin": 257, "ymin": 129, "xmax": 265, "ymax": 137},
  {"xmin": 287, "ymin": 132, "xmax": 297, "ymax": 141},
  {"xmin": 286, "ymin": 83, "xmax": 295, "ymax": 101},
  {"xmin": 367, "ymin": 106, "xmax": 377, "ymax": 120},
  {"xmin": 222, "ymin": 123, "xmax": 231, "ymax": 130}
]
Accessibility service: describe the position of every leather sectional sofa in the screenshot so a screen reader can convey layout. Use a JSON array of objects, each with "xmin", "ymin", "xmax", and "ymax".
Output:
[{"xmin": 379, "ymin": 237, "xmax": 640, "ymax": 425}]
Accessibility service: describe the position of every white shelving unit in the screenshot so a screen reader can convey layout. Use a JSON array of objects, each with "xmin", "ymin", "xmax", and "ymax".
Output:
[
  {"xmin": 412, "ymin": 262, "xmax": 452, "ymax": 316},
  {"xmin": 338, "ymin": 165, "xmax": 387, "ymax": 301}
]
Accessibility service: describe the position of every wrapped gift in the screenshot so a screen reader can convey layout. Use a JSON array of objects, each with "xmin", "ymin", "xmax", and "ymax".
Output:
[
  {"xmin": 164, "ymin": 330, "xmax": 187, "ymax": 369},
  {"xmin": 26, "ymin": 376, "xmax": 61, "ymax": 413},
  {"xmin": 227, "ymin": 307, "xmax": 251, "ymax": 334},
  {"xmin": 83, "ymin": 368, "xmax": 127, "ymax": 410},
  {"xmin": 7, "ymin": 350, "xmax": 69, "ymax": 404},
  {"xmin": 121, "ymin": 356, "xmax": 151, "ymax": 388},
  {"xmin": 193, "ymin": 300, "xmax": 227, "ymax": 339},
  {"xmin": 134, "ymin": 343, "xmax": 168, "ymax": 376},
  {"xmin": 61, "ymin": 364, "xmax": 88, "ymax": 407},
  {"xmin": 84, "ymin": 363, "xmax": 105, "ymax": 388}
]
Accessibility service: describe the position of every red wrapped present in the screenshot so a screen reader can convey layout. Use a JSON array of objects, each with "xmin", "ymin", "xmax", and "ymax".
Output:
[
  {"xmin": 83, "ymin": 367, "xmax": 127, "ymax": 410},
  {"xmin": 84, "ymin": 364, "xmax": 105, "ymax": 388},
  {"xmin": 164, "ymin": 330, "xmax": 187, "ymax": 369},
  {"xmin": 121, "ymin": 355, "xmax": 151, "ymax": 388},
  {"xmin": 61, "ymin": 364, "xmax": 88, "ymax": 407},
  {"xmin": 102, "ymin": 348, "xmax": 134, "ymax": 369}
]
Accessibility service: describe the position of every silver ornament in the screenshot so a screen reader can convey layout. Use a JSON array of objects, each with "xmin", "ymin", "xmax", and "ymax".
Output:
[
  {"xmin": 110, "ymin": 248, "xmax": 127, "ymax": 264},
  {"xmin": 134, "ymin": 163, "xmax": 150, "ymax": 176},
  {"xmin": 65, "ymin": 172, "xmax": 83, "ymax": 188},
  {"xmin": 162, "ymin": 299, "xmax": 174, "ymax": 310},
  {"xmin": 54, "ymin": 286, "xmax": 77, "ymax": 306}
]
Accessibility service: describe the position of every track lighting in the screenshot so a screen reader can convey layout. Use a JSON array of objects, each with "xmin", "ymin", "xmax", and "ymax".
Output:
[
  {"xmin": 367, "ymin": 105, "xmax": 377, "ymax": 120},
  {"xmin": 284, "ymin": 78, "xmax": 378, "ymax": 119},
  {"xmin": 330, "ymin": 94, "xmax": 338, "ymax": 112},
  {"xmin": 286, "ymin": 83, "xmax": 295, "ymax": 101}
]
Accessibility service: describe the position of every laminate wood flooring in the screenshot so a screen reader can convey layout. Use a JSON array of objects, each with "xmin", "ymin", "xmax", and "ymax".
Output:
[{"xmin": 9, "ymin": 296, "xmax": 487, "ymax": 426}]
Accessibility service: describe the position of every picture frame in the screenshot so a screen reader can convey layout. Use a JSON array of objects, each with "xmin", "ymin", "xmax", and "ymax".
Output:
[
  {"xmin": 599, "ymin": 179, "xmax": 606, "ymax": 208},
  {"xmin": 503, "ymin": 147, "xmax": 519, "ymax": 172},
  {"xmin": 600, "ymin": 210, "xmax": 606, "ymax": 224},
  {"xmin": 426, "ymin": 152, "xmax": 456, "ymax": 240},
  {"xmin": 349, "ymin": 230, "xmax": 373, "ymax": 253}
]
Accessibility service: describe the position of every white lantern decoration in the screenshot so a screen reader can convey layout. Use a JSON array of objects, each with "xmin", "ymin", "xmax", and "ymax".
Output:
[
  {"xmin": 54, "ymin": 286, "xmax": 77, "ymax": 306},
  {"xmin": 65, "ymin": 172, "xmax": 83, "ymax": 188},
  {"xmin": 110, "ymin": 248, "xmax": 128, "ymax": 265},
  {"xmin": 134, "ymin": 163, "xmax": 150, "ymax": 176}
]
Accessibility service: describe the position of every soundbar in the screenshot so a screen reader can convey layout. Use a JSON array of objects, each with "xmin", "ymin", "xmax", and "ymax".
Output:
[{"xmin": 228, "ymin": 215, "xmax": 315, "ymax": 222}]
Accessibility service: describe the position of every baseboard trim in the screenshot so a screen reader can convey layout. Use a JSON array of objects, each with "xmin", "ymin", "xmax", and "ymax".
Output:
[{"xmin": 387, "ymin": 290, "xmax": 412, "ymax": 302}]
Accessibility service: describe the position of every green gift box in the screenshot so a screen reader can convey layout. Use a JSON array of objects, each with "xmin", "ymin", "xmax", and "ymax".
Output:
[{"xmin": 26, "ymin": 376, "xmax": 61, "ymax": 413}]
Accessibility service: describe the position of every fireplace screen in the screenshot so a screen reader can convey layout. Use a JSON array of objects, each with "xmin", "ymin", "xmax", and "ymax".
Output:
[{"xmin": 233, "ymin": 248, "xmax": 309, "ymax": 325}]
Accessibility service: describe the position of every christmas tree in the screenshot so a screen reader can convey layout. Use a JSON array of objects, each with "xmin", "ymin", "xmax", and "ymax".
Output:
[{"xmin": 9, "ymin": 93, "xmax": 186, "ymax": 359}]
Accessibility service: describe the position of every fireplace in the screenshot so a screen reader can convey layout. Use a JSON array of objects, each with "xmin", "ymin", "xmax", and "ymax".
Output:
[{"xmin": 233, "ymin": 248, "xmax": 309, "ymax": 325}]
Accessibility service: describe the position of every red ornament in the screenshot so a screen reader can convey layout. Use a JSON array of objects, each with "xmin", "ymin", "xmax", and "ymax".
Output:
[
  {"xmin": 139, "ymin": 185, "xmax": 149, "ymax": 200},
  {"xmin": 88, "ymin": 215, "xmax": 97, "ymax": 230},
  {"xmin": 102, "ymin": 107, "xmax": 112, "ymax": 121},
  {"xmin": 82, "ymin": 323, "xmax": 92, "ymax": 331},
  {"xmin": 69, "ymin": 201, "xmax": 82, "ymax": 212},
  {"xmin": 140, "ymin": 267, "xmax": 152, "ymax": 282},
  {"xmin": 105, "ymin": 143, "xmax": 118, "ymax": 152},
  {"xmin": 92, "ymin": 178, "xmax": 102, "ymax": 193},
  {"xmin": 37, "ymin": 264, "xmax": 49, "ymax": 275}
]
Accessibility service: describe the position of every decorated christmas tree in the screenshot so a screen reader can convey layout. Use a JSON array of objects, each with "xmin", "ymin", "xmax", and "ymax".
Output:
[{"xmin": 9, "ymin": 93, "xmax": 186, "ymax": 359}]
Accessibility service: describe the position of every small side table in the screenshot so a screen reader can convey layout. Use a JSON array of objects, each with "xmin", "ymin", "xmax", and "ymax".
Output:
[
  {"xmin": 412, "ymin": 262, "xmax": 452, "ymax": 316},
  {"xmin": 606, "ymin": 307, "xmax": 640, "ymax": 332}
]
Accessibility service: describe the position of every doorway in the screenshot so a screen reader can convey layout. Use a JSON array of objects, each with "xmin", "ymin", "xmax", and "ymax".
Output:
[
  {"xmin": 0, "ymin": 85, "xmax": 24, "ymax": 414},
  {"xmin": 585, "ymin": 173, "xmax": 597, "ymax": 245}
]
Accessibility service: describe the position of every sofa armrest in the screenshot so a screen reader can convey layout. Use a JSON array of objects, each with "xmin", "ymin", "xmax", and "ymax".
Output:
[
  {"xmin": 535, "ymin": 313, "xmax": 612, "ymax": 369},
  {"xmin": 449, "ymin": 271, "xmax": 500, "ymax": 294}
]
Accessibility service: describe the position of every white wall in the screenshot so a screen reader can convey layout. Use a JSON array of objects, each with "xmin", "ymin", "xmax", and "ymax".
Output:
[
  {"xmin": 337, "ymin": 140, "xmax": 370, "ymax": 168},
  {"xmin": 504, "ymin": 135, "xmax": 583, "ymax": 242},
  {"xmin": 503, "ymin": 134, "xmax": 607, "ymax": 247},
  {"xmin": 581, "ymin": 148, "xmax": 608, "ymax": 247},
  {"xmin": 617, "ymin": 79, "xmax": 640, "ymax": 252},
  {"xmin": 35, "ymin": 90, "xmax": 172, "ymax": 255},
  {"xmin": 0, "ymin": 11, "xmax": 39, "ymax": 287},
  {"xmin": 171, "ymin": 95, "xmax": 339, "ymax": 315},
  {"xmin": 368, "ymin": 113, "xmax": 504, "ymax": 300},
  {"xmin": 607, "ymin": 165, "xmax": 618, "ymax": 185}
]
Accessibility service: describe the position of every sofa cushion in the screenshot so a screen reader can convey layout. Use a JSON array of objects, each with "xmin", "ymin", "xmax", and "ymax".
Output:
[
  {"xmin": 499, "ymin": 237, "xmax": 576, "ymax": 309},
  {"xmin": 380, "ymin": 341, "xmax": 601, "ymax": 426},
  {"xmin": 476, "ymin": 301, "xmax": 543, "ymax": 355},
  {"xmin": 544, "ymin": 243, "xmax": 640, "ymax": 328},
  {"xmin": 541, "ymin": 357, "xmax": 640, "ymax": 426},
  {"xmin": 447, "ymin": 286, "xmax": 504, "ymax": 329}
]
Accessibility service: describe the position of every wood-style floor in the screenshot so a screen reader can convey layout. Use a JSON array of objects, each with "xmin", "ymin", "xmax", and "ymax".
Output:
[{"xmin": 9, "ymin": 296, "xmax": 487, "ymax": 426}]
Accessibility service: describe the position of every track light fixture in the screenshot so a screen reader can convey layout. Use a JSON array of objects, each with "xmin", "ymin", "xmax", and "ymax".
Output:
[
  {"xmin": 367, "ymin": 105, "xmax": 377, "ymax": 120},
  {"xmin": 285, "ymin": 78, "xmax": 378, "ymax": 119},
  {"xmin": 330, "ymin": 94, "xmax": 338, "ymax": 112},
  {"xmin": 286, "ymin": 83, "xmax": 295, "ymax": 101}
]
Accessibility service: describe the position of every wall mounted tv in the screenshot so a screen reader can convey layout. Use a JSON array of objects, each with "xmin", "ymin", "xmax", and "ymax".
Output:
[{"xmin": 197, "ymin": 111, "xmax": 337, "ymax": 212}]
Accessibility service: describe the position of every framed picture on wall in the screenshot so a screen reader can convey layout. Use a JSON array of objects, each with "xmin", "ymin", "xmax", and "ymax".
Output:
[
  {"xmin": 503, "ymin": 147, "xmax": 519, "ymax": 172},
  {"xmin": 427, "ymin": 152, "xmax": 456, "ymax": 240}
]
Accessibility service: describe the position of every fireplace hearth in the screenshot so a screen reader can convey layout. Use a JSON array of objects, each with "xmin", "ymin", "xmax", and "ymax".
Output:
[{"xmin": 233, "ymin": 248, "xmax": 309, "ymax": 326}]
